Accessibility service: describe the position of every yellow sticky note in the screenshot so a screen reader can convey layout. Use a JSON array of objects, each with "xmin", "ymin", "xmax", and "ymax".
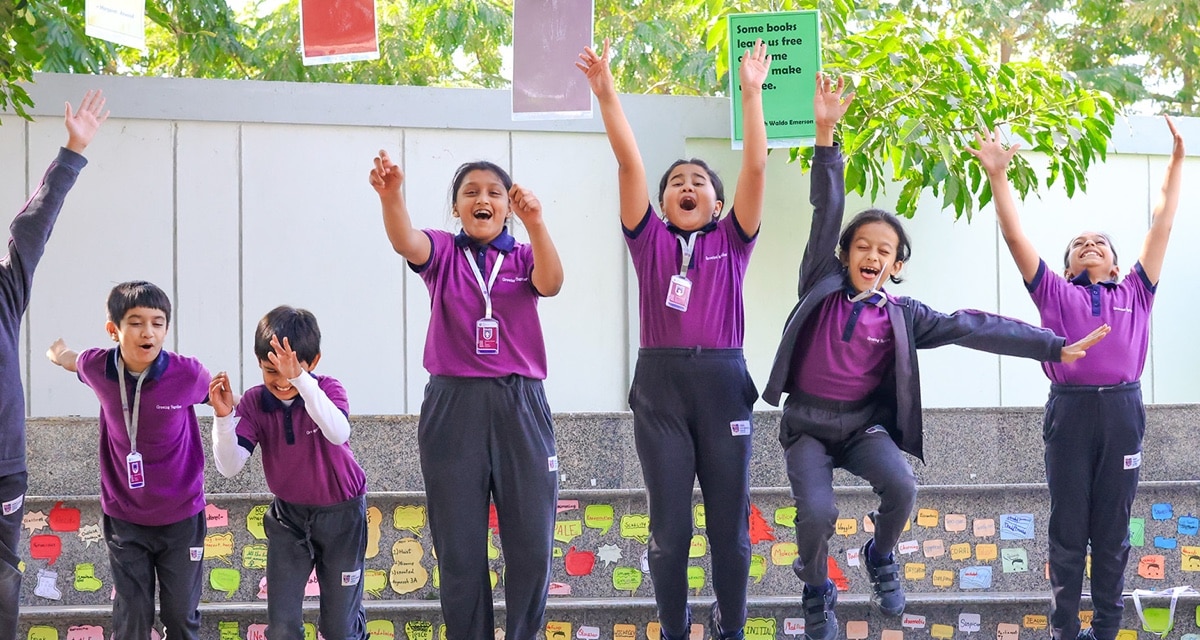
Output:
[
  {"xmin": 1024, "ymin": 615, "xmax": 1048, "ymax": 631},
  {"xmin": 1116, "ymin": 630, "xmax": 1138, "ymax": 640},
  {"xmin": 976, "ymin": 543, "xmax": 998, "ymax": 561},
  {"xmin": 950, "ymin": 543, "xmax": 972, "ymax": 561},
  {"xmin": 916, "ymin": 508, "xmax": 939, "ymax": 527},
  {"xmin": 945, "ymin": 514, "xmax": 967, "ymax": 532},
  {"xmin": 904, "ymin": 563, "xmax": 926, "ymax": 580},
  {"xmin": 1181, "ymin": 545, "xmax": 1200, "ymax": 571},
  {"xmin": 613, "ymin": 624, "xmax": 637, "ymax": 640},
  {"xmin": 931, "ymin": 623, "xmax": 955, "ymax": 640},
  {"xmin": 835, "ymin": 518, "xmax": 858, "ymax": 536},
  {"xmin": 932, "ymin": 569, "xmax": 954, "ymax": 588},
  {"xmin": 845, "ymin": 621, "xmax": 869, "ymax": 640},
  {"xmin": 974, "ymin": 518, "xmax": 996, "ymax": 537}
]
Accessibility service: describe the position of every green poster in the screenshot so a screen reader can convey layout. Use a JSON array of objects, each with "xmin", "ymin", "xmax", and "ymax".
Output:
[{"xmin": 728, "ymin": 10, "xmax": 822, "ymax": 148}]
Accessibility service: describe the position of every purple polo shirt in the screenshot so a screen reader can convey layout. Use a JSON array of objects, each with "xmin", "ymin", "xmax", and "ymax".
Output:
[
  {"xmin": 76, "ymin": 348, "xmax": 209, "ymax": 526},
  {"xmin": 411, "ymin": 228, "xmax": 547, "ymax": 379},
  {"xmin": 790, "ymin": 291, "xmax": 895, "ymax": 401},
  {"xmin": 625, "ymin": 205, "xmax": 756, "ymax": 348},
  {"xmin": 1028, "ymin": 259, "xmax": 1155, "ymax": 385},
  {"xmin": 233, "ymin": 375, "xmax": 366, "ymax": 506}
]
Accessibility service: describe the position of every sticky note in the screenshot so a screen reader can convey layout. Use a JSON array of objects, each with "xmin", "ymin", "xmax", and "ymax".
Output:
[
  {"xmin": 1002, "ymin": 548, "xmax": 1029, "ymax": 573},
  {"xmin": 931, "ymin": 624, "xmax": 955, "ymax": 640},
  {"xmin": 950, "ymin": 543, "xmax": 972, "ymax": 561},
  {"xmin": 904, "ymin": 563, "xmax": 926, "ymax": 580},
  {"xmin": 1151, "ymin": 503, "xmax": 1174, "ymax": 521},
  {"xmin": 1078, "ymin": 611, "xmax": 1093, "ymax": 629},
  {"xmin": 1023, "ymin": 616, "xmax": 1048, "ymax": 631},
  {"xmin": 1138, "ymin": 555, "xmax": 1166, "ymax": 580},
  {"xmin": 845, "ymin": 621, "xmax": 868, "ymax": 640},
  {"xmin": 923, "ymin": 539, "xmax": 945, "ymax": 558},
  {"xmin": 553, "ymin": 520, "xmax": 582, "ymax": 544},
  {"xmin": 775, "ymin": 507, "xmax": 797, "ymax": 528},
  {"xmin": 898, "ymin": 540, "xmax": 919, "ymax": 555},
  {"xmin": 835, "ymin": 518, "xmax": 857, "ymax": 536},
  {"xmin": 901, "ymin": 614, "xmax": 926, "ymax": 629},
  {"xmin": 945, "ymin": 514, "xmax": 967, "ymax": 532},
  {"xmin": 997, "ymin": 623, "xmax": 1020, "ymax": 640},
  {"xmin": 959, "ymin": 613, "xmax": 981, "ymax": 633},
  {"xmin": 1154, "ymin": 536, "xmax": 1178, "ymax": 550},
  {"xmin": 974, "ymin": 519, "xmax": 996, "ymax": 537},
  {"xmin": 1130, "ymin": 518, "xmax": 1146, "ymax": 547},
  {"xmin": 620, "ymin": 515, "xmax": 650, "ymax": 544},
  {"xmin": 976, "ymin": 543, "xmax": 998, "ymax": 561},
  {"xmin": 584, "ymin": 504, "xmax": 615, "ymax": 534},
  {"xmin": 916, "ymin": 508, "xmax": 939, "ymax": 528},
  {"xmin": 999, "ymin": 514, "xmax": 1035, "ymax": 540},
  {"xmin": 863, "ymin": 514, "xmax": 875, "ymax": 533},
  {"xmin": 1180, "ymin": 546, "xmax": 1200, "ymax": 572},
  {"xmin": 771, "ymin": 543, "xmax": 798, "ymax": 566},
  {"xmin": 932, "ymin": 569, "xmax": 954, "ymax": 588},
  {"xmin": 744, "ymin": 618, "xmax": 777, "ymax": 640},
  {"xmin": 1180, "ymin": 516, "xmax": 1200, "ymax": 536},
  {"xmin": 959, "ymin": 566, "xmax": 993, "ymax": 589}
]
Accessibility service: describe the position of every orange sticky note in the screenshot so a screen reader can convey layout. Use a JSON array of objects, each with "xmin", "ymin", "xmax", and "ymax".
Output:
[
  {"xmin": 835, "ymin": 519, "xmax": 858, "ymax": 536},
  {"xmin": 1138, "ymin": 555, "xmax": 1166, "ymax": 580},
  {"xmin": 614, "ymin": 624, "xmax": 638, "ymax": 640},
  {"xmin": 863, "ymin": 515, "xmax": 875, "ymax": 533},
  {"xmin": 881, "ymin": 631, "xmax": 904, "ymax": 640},
  {"xmin": 950, "ymin": 543, "xmax": 971, "ymax": 561},
  {"xmin": 1024, "ymin": 615, "xmax": 1048, "ymax": 631},
  {"xmin": 904, "ymin": 562, "xmax": 926, "ymax": 580},
  {"xmin": 647, "ymin": 622, "xmax": 662, "ymax": 640},
  {"xmin": 976, "ymin": 543, "xmax": 998, "ymax": 561},
  {"xmin": 1078, "ymin": 611, "xmax": 1093, "ymax": 629},
  {"xmin": 974, "ymin": 518, "xmax": 996, "ymax": 537},
  {"xmin": 923, "ymin": 539, "xmax": 946, "ymax": 558},
  {"xmin": 916, "ymin": 508, "xmax": 939, "ymax": 527},
  {"xmin": 846, "ymin": 621, "xmax": 869, "ymax": 640},
  {"xmin": 945, "ymin": 514, "xmax": 967, "ymax": 532}
]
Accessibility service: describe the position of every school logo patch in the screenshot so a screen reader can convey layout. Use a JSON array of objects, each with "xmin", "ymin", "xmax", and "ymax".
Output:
[
  {"xmin": 729, "ymin": 420, "xmax": 752, "ymax": 436},
  {"xmin": 189, "ymin": 547, "xmax": 204, "ymax": 562},
  {"xmin": 2, "ymin": 494, "xmax": 23, "ymax": 516},
  {"xmin": 547, "ymin": 456, "xmax": 559, "ymax": 472},
  {"xmin": 1124, "ymin": 452, "xmax": 1142, "ymax": 470},
  {"xmin": 341, "ymin": 570, "xmax": 361, "ymax": 586}
]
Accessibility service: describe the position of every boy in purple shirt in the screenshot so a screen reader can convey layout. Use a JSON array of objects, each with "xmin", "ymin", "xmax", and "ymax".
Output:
[
  {"xmin": 578, "ymin": 39, "xmax": 770, "ymax": 640},
  {"xmin": 0, "ymin": 89, "xmax": 105, "ymax": 636},
  {"xmin": 210, "ymin": 305, "xmax": 367, "ymax": 640},
  {"xmin": 969, "ymin": 117, "xmax": 1185, "ymax": 640},
  {"xmin": 761, "ymin": 76, "xmax": 1107, "ymax": 640},
  {"xmin": 369, "ymin": 152, "xmax": 563, "ymax": 640},
  {"xmin": 47, "ymin": 281, "xmax": 210, "ymax": 640}
]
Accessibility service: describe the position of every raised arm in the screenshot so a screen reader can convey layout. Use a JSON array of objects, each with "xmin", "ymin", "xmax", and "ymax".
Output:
[
  {"xmin": 510, "ymin": 184, "xmax": 563, "ymax": 296},
  {"xmin": 369, "ymin": 149, "xmax": 431, "ymax": 265},
  {"xmin": 1138, "ymin": 116, "xmax": 1185, "ymax": 285},
  {"xmin": 46, "ymin": 338, "xmax": 79, "ymax": 373},
  {"xmin": 967, "ymin": 127, "xmax": 1041, "ymax": 283},
  {"xmin": 730, "ymin": 40, "xmax": 771, "ymax": 236},
  {"xmin": 577, "ymin": 39, "xmax": 651, "ymax": 230},
  {"xmin": 64, "ymin": 90, "xmax": 108, "ymax": 155}
]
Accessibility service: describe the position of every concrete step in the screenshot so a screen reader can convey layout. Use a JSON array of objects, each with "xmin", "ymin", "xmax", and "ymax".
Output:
[
  {"xmin": 17, "ymin": 591, "xmax": 1200, "ymax": 639},
  {"xmin": 18, "ymin": 482, "xmax": 1200, "ymax": 608},
  {"xmin": 25, "ymin": 405, "xmax": 1200, "ymax": 497}
]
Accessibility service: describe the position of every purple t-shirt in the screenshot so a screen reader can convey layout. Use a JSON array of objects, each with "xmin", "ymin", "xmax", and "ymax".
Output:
[
  {"xmin": 76, "ymin": 348, "xmax": 209, "ymax": 526},
  {"xmin": 625, "ymin": 205, "xmax": 756, "ymax": 348},
  {"xmin": 411, "ymin": 228, "xmax": 547, "ymax": 379},
  {"xmin": 233, "ymin": 375, "xmax": 366, "ymax": 506},
  {"xmin": 1028, "ymin": 259, "xmax": 1155, "ymax": 385},
  {"xmin": 790, "ymin": 292, "xmax": 895, "ymax": 401}
]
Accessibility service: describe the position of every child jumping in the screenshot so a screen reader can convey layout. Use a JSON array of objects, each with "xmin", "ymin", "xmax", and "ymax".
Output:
[
  {"xmin": 47, "ymin": 281, "xmax": 211, "ymax": 639},
  {"xmin": 211, "ymin": 305, "xmax": 368, "ymax": 640},
  {"xmin": 577, "ymin": 38, "xmax": 770, "ymax": 640},
  {"xmin": 968, "ymin": 116, "xmax": 1184, "ymax": 640},
  {"xmin": 761, "ymin": 74, "xmax": 1108, "ymax": 640}
]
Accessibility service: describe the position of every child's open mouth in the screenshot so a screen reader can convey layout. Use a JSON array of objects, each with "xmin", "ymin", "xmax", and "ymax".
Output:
[
  {"xmin": 680, "ymin": 195, "xmax": 697, "ymax": 211},
  {"xmin": 473, "ymin": 209, "xmax": 493, "ymax": 220}
]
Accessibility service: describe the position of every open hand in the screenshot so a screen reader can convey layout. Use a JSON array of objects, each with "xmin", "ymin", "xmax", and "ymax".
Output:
[
  {"xmin": 965, "ymin": 126, "xmax": 1021, "ymax": 177},
  {"xmin": 576, "ymin": 39, "xmax": 617, "ymax": 100},
  {"xmin": 739, "ymin": 39, "xmax": 771, "ymax": 95},
  {"xmin": 267, "ymin": 336, "xmax": 303, "ymax": 380},
  {"xmin": 1059, "ymin": 324, "xmax": 1111, "ymax": 364},
  {"xmin": 369, "ymin": 150, "xmax": 404, "ymax": 196},
  {"xmin": 65, "ymin": 90, "xmax": 109, "ymax": 154},
  {"xmin": 814, "ymin": 73, "xmax": 854, "ymax": 129}
]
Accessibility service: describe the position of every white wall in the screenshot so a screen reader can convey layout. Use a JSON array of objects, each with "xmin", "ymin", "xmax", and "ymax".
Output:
[{"xmin": 4, "ymin": 73, "xmax": 1197, "ymax": 416}]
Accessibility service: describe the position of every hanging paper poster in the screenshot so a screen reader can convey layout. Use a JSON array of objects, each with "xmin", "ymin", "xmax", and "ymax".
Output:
[
  {"xmin": 85, "ymin": 0, "xmax": 146, "ymax": 50},
  {"xmin": 300, "ymin": 0, "xmax": 380, "ymax": 66},
  {"xmin": 512, "ymin": 0, "xmax": 594, "ymax": 120},
  {"xmin": 727, "ymin": 10, "xmax": 822, "ymax": 149}
]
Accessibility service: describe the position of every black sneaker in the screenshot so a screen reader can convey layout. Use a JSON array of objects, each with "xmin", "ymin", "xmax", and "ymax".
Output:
[
  {"xmin": 801, "ymin": 580, "xmax": 838, "ymax": 640},
  {"xmin": 860, "ymin": 538, "xmax": 906, "ymax": 616},
  {"xmin": 709, "ymin": 601, "xmax": 745, "ymax": 640}
]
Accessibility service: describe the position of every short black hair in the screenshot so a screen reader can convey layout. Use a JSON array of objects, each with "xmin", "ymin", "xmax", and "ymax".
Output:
[
  {"xmin": 107, "ymin": 281, "xmax": 171, "ymax": 325},
  {"xmin": 657, "ymin": 158, "xmax": 725, "ymax": 207},
  {"xmin": 449, "ymin": 161, "xmax": 513, "ymax": 210},
  {"xmin": 837, "ymin": 208, "xmax": 913, "ymax": 285},
  {"xmin": 254, "ymin": 305, "xmax": 321, "ymax": 364}
]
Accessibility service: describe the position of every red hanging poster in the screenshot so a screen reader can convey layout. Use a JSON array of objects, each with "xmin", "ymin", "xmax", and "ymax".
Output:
[
  {"xmin": 512, "ymin": 0, "xmax": 594, "ymax": 120},
  {"xmin": 300, "ymin": 0, "xmax": 380, "ymax": 66}
]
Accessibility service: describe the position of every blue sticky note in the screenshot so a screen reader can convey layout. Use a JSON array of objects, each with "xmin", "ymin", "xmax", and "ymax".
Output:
[
  {"xmin": 1179, "ymin": 516, "xmax": 1199, "ymax": 536},
  {"xmin": 1152, "ymin": 503, "xmax": 1174, "ymax": 521},
  {"xmin": 999, "ymin": 514, "xmax": 1035, "ymax": 540},
  {"xmin": 959, "ymin": 566, "xmax": 993, "ymax": 589},
  {"xmin": 1154, "ymin": 536, "xmax": 1178, "ymax": 549}
]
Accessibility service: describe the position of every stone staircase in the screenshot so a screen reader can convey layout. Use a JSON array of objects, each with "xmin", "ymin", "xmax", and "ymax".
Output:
[{"xmin": 17, "ymin": 405, "xmax": 1200, "ymax": 639}]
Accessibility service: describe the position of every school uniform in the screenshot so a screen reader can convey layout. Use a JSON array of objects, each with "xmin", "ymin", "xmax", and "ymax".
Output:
[
  {"xmin": 76, "ymin": 347, "xmax": 210, "ymax": 640},
  {"xmin": 0, "ymin": 148, "xmax": 86, "ymax": 636},
  {"xmin": 762, "ymin": 145, "xmax": 1066, "ymax": 589},
  {"xmin": 410, "ymin": 228, "xmax": 558, "ymax": 640},
  {"xmin": 225, "ymin": 374, "xmax": 367, "ymax": 640},
  {"xmin": 1026, "ymin": 260, "xmax": 1154, "ymax": 640},
  {"xmin": 624, "ymin": 204, "xmax": 758, "ymax": 639}
]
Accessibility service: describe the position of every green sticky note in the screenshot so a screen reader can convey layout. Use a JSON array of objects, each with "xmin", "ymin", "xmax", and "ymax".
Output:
[{"xmin": 1130, "ymin": 518, "xmax": 1146, "ymax": 547}]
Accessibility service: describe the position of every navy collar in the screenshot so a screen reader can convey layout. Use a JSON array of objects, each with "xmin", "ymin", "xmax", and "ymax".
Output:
[
  {"xmin": 843, "ymin": 282, "xmax": 886, "ymax": 307},
  {"xmin": 454, "ymin": 228, "xmax": 515, "ymax": 253},
  {"xmin": 258, "ymin": 386, "xmax": 304, "ymax": 413},
  {"xmin": 104, "ymin": 348, "xmax": 168, "ymax": 382},
  {"xmin": 1069, "ymin": 270, "xmax": 1118, "ymax": 288},
  {"xmin": 666, "ymin": 220, "xmax": 718, "ymax": 237}
]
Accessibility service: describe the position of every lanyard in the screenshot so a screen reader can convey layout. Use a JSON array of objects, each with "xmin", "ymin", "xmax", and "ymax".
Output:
[
  {"xmin": 849, "ymin": 261, "xmax": 890, "ymax": 308},
  {"xmin": 464, "ymin": 248, "xmax": 505, "ymax": 320},
  {"xmin": 676, "ymin": 231, "xmax": 702, "ymax": 278},
  {"xmin": 116, "ymin": 355, "xmax": 148, "ymax": 455}
]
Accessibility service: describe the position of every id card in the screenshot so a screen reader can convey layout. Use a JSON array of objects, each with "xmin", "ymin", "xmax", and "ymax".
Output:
[
  {"xmin": 126, "ymin": 452, "xmax": 145, "ymax": 489},
  {"xmin": 665, "ymin": 275, "xmax": 692, "ymax": 312},
  {"xmin": 476, "ymin": 318, "xmax": 500, "ymax": 355}
]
